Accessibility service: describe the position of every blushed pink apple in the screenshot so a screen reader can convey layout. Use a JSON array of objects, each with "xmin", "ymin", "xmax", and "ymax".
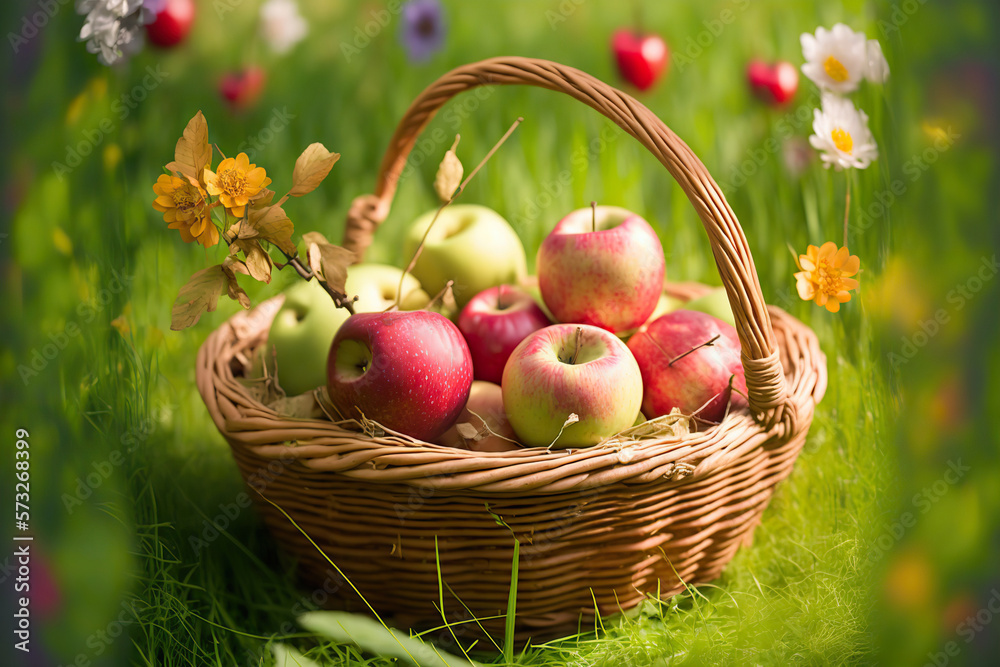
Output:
[
  {"xmin": 537, "ymin": 206, "xmax": 665, "ymax": 333},
  {"xmin": 438, "ymin": 381, "xmax": 521, "ymax": 452},
  {"xmin": 458, "ymin": 285, "xmax": 551, "ymax": 384},
  {"xmin": 627, "ymin": 310, "xmax": 747, "ymax": 423},
  {"xmin": 502, "ymin": 324, "xmax": 643, "ymax": 448},
  {"xmin": 327, "ymin": 310, "xmax": 473, "ymax": 441}
]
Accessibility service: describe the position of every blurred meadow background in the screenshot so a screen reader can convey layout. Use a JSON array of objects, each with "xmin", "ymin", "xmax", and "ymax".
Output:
[{"xmin": 1, "ymin": 0, "xmax": 998, "ymax": 665}]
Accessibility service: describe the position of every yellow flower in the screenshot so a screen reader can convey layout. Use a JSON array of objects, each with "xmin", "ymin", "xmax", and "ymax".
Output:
[
  {"xmin": 794, "ymin": 242, "xmax": 860, "ymax": 313},
  {"xmin": 203, "ymin": 153, "xmax": 271, "ymax": 218},
  {"xmin": 152, "ymin": 174, "xmax": 219, "ymax": 248}
]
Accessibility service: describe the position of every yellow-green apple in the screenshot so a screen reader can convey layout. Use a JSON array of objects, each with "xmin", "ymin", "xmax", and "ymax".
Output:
[
  {"xmin": 265, "ymin": 280, "xmax": 352, "ymax": 396},
  {"xmin": 627, "ymin": 310, "xmax": 747, "ymax": 423},
  {"xmin": 264, "ymin": 265, "xmax": 429, "ymax": 395},
  {"xmin": 683, "ymin": 288, "xmax": 736, "ymax": 327},
  {"xmin": 327, "ymin": 310, "xmax": 473, "ymax": 441},
  {"xmin": 346, "ymin": 263, "xmax": 430, "ymax": 311},
  {"xmin": 458, "ymin": 285, "xmax": 551, "ymax": 384},
  {"xmin": 403, "ymin": 204, "xmax": 527, "ymax": 307},
  {"xmin": 502, "ymin": 323, "xmax": 643, "ymax": 448},
  {"xmin": 438, "ymin": 381, "xmax": 521, "ymax": 452},
  {"xmin": 537, "ymin": 206, "xmax": 665, "ymax": 333}
]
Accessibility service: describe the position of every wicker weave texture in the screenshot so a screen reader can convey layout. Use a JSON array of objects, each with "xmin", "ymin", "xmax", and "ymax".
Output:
[{"xmin": 194, "ymin": 57, "xmax": 828, "ymax": 641}]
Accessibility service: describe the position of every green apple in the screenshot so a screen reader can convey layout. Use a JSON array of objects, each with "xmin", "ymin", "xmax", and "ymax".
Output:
[
  {"xmin": 263, "ymin": 264, "xmax": 430, "ymax": 395},
  {"xmin": 265, "ymin": 279, "xmax": 351, "ymax": 396},
  {"xmin": 684, "ymin": 288, "xmax": 736, "ymax": 327},
  {"xmin": 403, "ymin": 204, "xmax": 527, "ymax": 307},
  {"xmin": 346, "ymin": 263, "xmax": 430, "ymax": 312}
]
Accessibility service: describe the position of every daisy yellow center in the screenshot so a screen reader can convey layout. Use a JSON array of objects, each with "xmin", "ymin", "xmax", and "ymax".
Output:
[
  {"xmin": 831, "ymin": 127, "xmax": 853, "ymax": 154},
  {"xmin": 823, "ymin": 55, "xmax": 849, "ymax": 82},
  {"xmin": 816, "ymin": 260, "xmax": 846, "ymax": 297},
  {"xmin": 218, "ymin": 167, "xmax": 248, "ymax": 198}
]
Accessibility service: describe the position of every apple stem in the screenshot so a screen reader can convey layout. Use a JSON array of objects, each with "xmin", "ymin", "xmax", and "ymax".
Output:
[
  {"xmin": 668, "ymin": 334, "xmax": 720, "ymax": 367},
  {"xmin": 569, "ymin": 326, "xmax": 583, "ymax": 365},
  {"xmin": 497, "ymin": 284, "xmax": 507, "ymax": 310},
  {"xmin": 395, "ymin": 117, "xmax": 525, "ymax": 310},
  {"xmin": 590, "ymin": 201, "xmax": 597, "ymax": 233}
]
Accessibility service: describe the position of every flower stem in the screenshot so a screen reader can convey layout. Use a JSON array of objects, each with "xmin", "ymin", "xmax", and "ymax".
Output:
[
  {"xmin": 843, "ymin": 175, "xmax": 851, "ymax": 248},
  {"xmin": 396, "ymin": 117, "xmax": 525, "ymax": 310}
]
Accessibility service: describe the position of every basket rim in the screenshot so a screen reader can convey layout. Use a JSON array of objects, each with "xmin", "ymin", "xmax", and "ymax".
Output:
[{"xmin": 196, "ymin": 282, "xmax": 827, "ymax": 493}]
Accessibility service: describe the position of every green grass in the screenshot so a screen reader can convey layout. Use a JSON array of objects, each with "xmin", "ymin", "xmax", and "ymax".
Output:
[{"xmin": 2, "ymin": 0, "xmax": 997, "ymax": 665}]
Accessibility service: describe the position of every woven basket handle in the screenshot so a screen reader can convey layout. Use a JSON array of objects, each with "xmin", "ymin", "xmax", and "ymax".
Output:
[{"xmin": 342, "ymin": 56, "xmax": 796, "ymax": 434}]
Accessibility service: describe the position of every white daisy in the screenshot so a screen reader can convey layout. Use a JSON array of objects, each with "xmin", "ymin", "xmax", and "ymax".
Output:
[
  {"xmin": 800, "ymin": 23, "xmax": 869, "ymax": 94},
  {"xmin": 75, "ymin": 0, "xmax": 145, "ymax": 65},
  {"xmin": 865, "ymin": 39, "xmax": 890, "ymax": 83},
  {"xmin": 259, "ymin": 0, "xmax": 308, "ymax": 55},
  {"xmin": 809, "ymin": 93, "xmax": 879, "ymax": 170}
]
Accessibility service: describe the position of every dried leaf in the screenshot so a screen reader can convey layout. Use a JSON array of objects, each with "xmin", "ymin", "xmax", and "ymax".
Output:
[
  {"xmin": 434, "ymin": 146, "xmax": 463, "ymax": 202},
  {"xmin": 222, "ymin": 256, "xmax": 252, "ymax": 309},
  {"xmin": 455, "ymin": 422, "xmax": 480, "ymax": 440},
  {"xmin": 290, "ymin": 143, "xmax": 340, "ymax": 197},
  {"xmin": 244, "ymin": 204, "xmax": 296, "ymax": 255},
  {"xmin": 269, "ymin": 392, "xmax": 322, "ymax": 419},
  {"xmin": 302, "ymin": 231, "xmax": 352, "ymax": 294},
  {"xmin": 252, "ymin": 188, "xmax": 276, "ymax": 209},
  {"xmin": 165, "ymin": 111, "xmax": 212, "ymax": 184},
  {"xmin": 170, "ymin": 264, "xmax": 228, "ymax": 330},
  {"xmin": 231, "ymin": 239, "xmax": 273, "ymax": 283}
]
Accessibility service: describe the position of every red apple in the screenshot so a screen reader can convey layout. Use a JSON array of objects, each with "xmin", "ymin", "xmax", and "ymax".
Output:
[
  {"xmin": 327, "ymin": 310, "xmax": 473, "ymax": 442},
  {"xmin": 502, "ymin": 324, "xmax": 643, "ymax": 448},
  {"xmin": 438, "ymin": 381, "xmax": 521, "ymax": 452},
  {"xmin": 457, "ymin": 285, "xmax": 551, "ymax": 385},
  {"xmin": 145, "ymin": 0, "xmax": 195, "ymax": 48},
  {"xmin": 747, "ymin": 60, "xmax": 799, "ymax": 106},
  {"xmin": 612, "ymin": 29, "xmax": 669, "ymax": 91},
  {"xmin": 627, "ymin": 310, "xmax": 748, "ymax": 423},
  {"xmin": 219, "ymin": 66, "xmax": 267, "ymax": 112},
  {"xmin": 537, "ymin": 206, "xmax": 665, "ymax": 334}
]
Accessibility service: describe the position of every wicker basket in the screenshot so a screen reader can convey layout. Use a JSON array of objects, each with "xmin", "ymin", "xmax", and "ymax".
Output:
[{"xmin": 195, "ymin": 57, "xmax": 827, "ymax": 642}]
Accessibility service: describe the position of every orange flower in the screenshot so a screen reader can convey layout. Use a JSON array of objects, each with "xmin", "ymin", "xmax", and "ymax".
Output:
[
  {"xmin": 203, "ymin": 153, "xmax": 271, "ymax": 218},
  {"xmin": 152, "ymin": 174, "xmax": 219, "ymax": 248},
  {"xmin": 794, "ymin": 242, "xmax": 860, "ymax": 312}
]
